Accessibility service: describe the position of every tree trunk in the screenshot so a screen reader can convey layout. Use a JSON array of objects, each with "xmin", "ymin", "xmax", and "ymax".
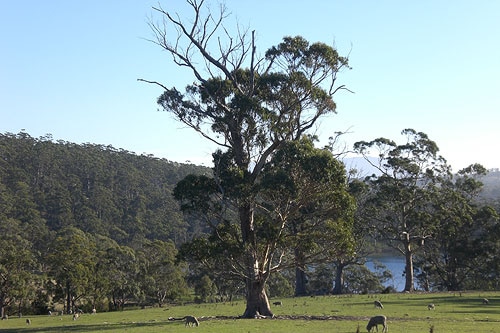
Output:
[
  {"xmin": 294, "ymin": 248, "xmax": 308, "ymax": 296},
  {"xmin": 403, "ymin": 241, "xmax": 414, "ymax": 292},
  {"xmin": 332, "ymin": 262, "xmax": 346, "ymax": 295},
  {"xmin": 242, "ymin": 279, "xmax": 273, "ymax": 318},
  {"xmin": 239, "ymin": 202, "xmax": 274, "ymax": 318},
  {"xmin": 295, "ymin": 266, "xmax": 308, "ymax": 296},
  {"xmin": 65, "ymin": 281, "xmax": 71, "ymax": 314}
]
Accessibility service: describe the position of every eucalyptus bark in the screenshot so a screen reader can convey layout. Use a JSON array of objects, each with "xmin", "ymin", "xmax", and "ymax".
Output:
[
  {"xmin": 295, "ymin": 267, "xmax": 308, "ymax": 296},
  {"xmin": 332, "ymin": 261, "xmax": 347, "ymax": 294},
  {"xmin": 403, "ymin": 239, "xmax": 415, "ymax": 292},
  {"xmin": 240, "ymin": 203, "xmax": 273, "ymax": 317}
]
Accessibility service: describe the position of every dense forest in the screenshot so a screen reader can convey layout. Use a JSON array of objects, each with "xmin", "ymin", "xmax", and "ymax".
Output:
[
  {"xmin": 1, "ymin": 131, "xmax": 499, "ymax": 318},
  {"xmin": 0, "ymin": 131, "xmax": 211, "ymax": 244},
  {"xmin": 0, "ymin": 132, "xmax": 211, "ymax": 317}
]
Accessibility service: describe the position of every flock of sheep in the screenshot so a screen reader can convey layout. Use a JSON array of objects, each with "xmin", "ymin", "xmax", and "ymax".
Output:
[
  {"xmin": 144, "ymin": 297, "xmax": 495, "ymax": 331},
  {"xmin": 365, "ymin": 298, "xmax": 490, "ymax": 332},
  {"xmin": 11, "ymin": 297, "xmax": 493, "ymax": 331}
]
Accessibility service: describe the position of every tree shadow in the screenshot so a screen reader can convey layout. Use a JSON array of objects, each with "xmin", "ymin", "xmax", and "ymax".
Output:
[{"xmin": 3, "ymin": 320, "xmax": 177, "ymax": 333}]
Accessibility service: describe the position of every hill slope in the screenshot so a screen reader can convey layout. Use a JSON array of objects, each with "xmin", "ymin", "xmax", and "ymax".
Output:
[{"xmin": 0, "ymin": 131, "xmax": 210, "ymax": 246}]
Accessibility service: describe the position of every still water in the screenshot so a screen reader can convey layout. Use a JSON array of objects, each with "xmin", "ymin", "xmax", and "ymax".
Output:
[{"xmin": 366, "ymin": 256, "xmax": 407, "ymax": 291}]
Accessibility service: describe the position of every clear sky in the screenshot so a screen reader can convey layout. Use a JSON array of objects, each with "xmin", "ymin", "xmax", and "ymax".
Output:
[{"xmin": 1, "ymin": 1, "xmax": 499, "ymax": 171}]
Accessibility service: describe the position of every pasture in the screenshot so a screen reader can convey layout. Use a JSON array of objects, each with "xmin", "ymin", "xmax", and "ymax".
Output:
[{"xmin": 1, "ymin": 291, "xmax": 498, "ymax": 332}]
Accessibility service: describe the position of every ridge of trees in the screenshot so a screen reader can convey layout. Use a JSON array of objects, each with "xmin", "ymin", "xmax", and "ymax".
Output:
[{"xmin": 0, "ymin": 131, "xmax": 209, "ymax": 245}]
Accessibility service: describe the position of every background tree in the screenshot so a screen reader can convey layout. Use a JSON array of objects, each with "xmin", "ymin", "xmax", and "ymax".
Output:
[
  {"xmin": 259, "ymin": 137, "xmax": 355, "ymax": 296},
  {"xmin": 415, "ymin": 164, "xmax": 499, "ymax": 290},
  {"xmin": 193, "ymin": 275, "xmax": 217, "ymax": 303},
  {"xmin": 104, "ymin": 244, "xmax": 139, "ymax": 311},
  {"xmin": 137, "ymin": 240, "xmax": 189, "ymax": 307},
  {"xmin": 342, "ymin": 262, "xmax": 391, "ymax": 294},
  {"xmin": 144, "ymin": 0, "xmax": 350, "ymax": 317},
  {"xmin": 47, "ymin": 227, "xmax": 96, "ymax": 313},
  {"xmin": 332, "ymin": 177, "xmax": 374, "ymax": 294},
  {"xmin": 0, "ymin": 219, "xmax": 36, "ymax": 319},
  {"xmin": 354, "ymin": 129, "xmax": 450, "ymax": 292}
]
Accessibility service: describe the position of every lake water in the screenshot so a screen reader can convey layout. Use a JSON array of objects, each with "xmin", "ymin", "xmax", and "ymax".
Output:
[{"xmin": 366, "ymin": 256, "xmax": 407, "ymax": 291}]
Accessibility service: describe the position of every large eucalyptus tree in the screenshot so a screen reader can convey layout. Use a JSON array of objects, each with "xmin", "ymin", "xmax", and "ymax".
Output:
[
  {"xmin": 142, "ymin": 0, "xmax": 350, "ymax": 317},
  {"xmin": 354, "ymin": 129, "xmax": 450, "ymax": 292}
]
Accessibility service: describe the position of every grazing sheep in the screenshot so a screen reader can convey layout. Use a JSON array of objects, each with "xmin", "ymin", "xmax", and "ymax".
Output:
[
  {"xmin": 482, "ymin": 298, "xmax": 489, "ymax": 305},
  {"xmin": 427, "ymin": 303, "xmax": 435, "ymax": 310},
  {"xmin": 26, "ymin": 319, "xmax": 31, "ymax": 325},
  {"xmin": 184, "ymin": 315, "xmax": 199, "ymax": 327},
  {"xmin": 273, "ymin": 301, "xmax": 283, "ymax": 306},
  {"xmin": 92, "ymin": 308, "xmax": 97, "ymax": 314},
  {"xmin": 72, "ymin": 313, "xmax": 79, "ymax": 320},
  {"xmin": 374, "ymin": 300, "xmax": 384, "ymax": 309},
  {"xmin": 366, "ymin": 315, "xmax": 387, "ymax": 332}
]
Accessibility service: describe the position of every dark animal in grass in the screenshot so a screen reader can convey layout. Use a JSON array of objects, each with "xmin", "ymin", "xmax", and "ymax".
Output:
[
  {"xmin": 374, "ymin": 300, "xmax": 384, "ymax": 309},
  {"xmin": 184, "ymin": 315, "xmax": 199, "ymax": 327},
  {"xmin": 26, "ymin": 319, "xmax": 31, "ymax": 325},
  {"xmin": 273, "ymin": 301, "xmax": 282, "ymax": 306},
  {"xmin": 427, "ymin": 303, "xmax": 435, "ymax": 310},
  {"xmin": 366, "ymin": 315, "xmax": 387, "ymax": 332},
  {"xmin": 482, "ymin": 298, "xmax": 489, "ymax": 305}
]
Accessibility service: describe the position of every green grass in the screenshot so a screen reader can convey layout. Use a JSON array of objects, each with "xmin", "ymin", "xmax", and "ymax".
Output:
[{"xmin": 1, "ymin": 291, "xmax": 499, "ymax": 332}]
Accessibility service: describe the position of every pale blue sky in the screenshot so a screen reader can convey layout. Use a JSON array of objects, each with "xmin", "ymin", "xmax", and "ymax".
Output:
[{"xmin": 1, "ymin": 1, "xmax": 499, "ymax": 170}]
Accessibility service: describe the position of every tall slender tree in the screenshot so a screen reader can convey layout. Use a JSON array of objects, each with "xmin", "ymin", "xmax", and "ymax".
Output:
[
  {"xmin": 354, "ymin": 129, "xmax": 450, "ymax": 292},
  {"xmin": 143, "ymin": 0, "xmax": 350, "ymax": 317}
]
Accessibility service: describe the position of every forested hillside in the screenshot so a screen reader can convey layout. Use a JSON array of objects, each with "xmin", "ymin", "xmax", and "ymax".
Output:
[
  {"xmin": 0, "ymin": 132, "xmax": 217, "ymax": 316},
  {"xmin": 0, "ymin": 132, "xmax": 210, "ymax": 245}
]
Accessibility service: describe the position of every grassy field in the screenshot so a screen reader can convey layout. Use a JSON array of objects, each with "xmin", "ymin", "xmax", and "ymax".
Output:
[{"xmin": 1, "ymin": 291, "xmax": 499, "ymax": 332}]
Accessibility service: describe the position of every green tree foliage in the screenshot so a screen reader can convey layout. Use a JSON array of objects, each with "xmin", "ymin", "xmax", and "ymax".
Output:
[
  {"xmin": 332, "ymin": 177, "xmax": 375, "ymax": 295},
  {"xmin": 103, "ymin": 243, "xmax": 140, "ymax": 311},
  {"xmin": 146, "ymin": 0, "xmax": 350, "ymax": 317},
  {"xmin": 343, "ymin": 263, "xmax": 390, "ymax": 294},
  {"xmin": 0, "ymin": 132, "xmax": 207, "ymax": 245},
  {"xmin": 0, "ymin": 219, "xmax": 36, "ymax": 319},
  {"xmin": 259, "ymin": 137, "xmax": 355, "ymax": 296},
  {"xmin": 47, "ymin": 227, "xmax": 96, "ymax": 313},
  {"xmin": 0, "ymin": 131, "xmax": 208, "ymax": 314},
  {"xmin": 354, "ymin": 129, "xmax": 451, "ymax": 292},
  {"xmin": 415, "ymin": 164, "xmax": 500, "ymax": 291},
  {"xmin": 193, "ymin": 275, "xmax": 217, "ymax": 303},
  {"xmin": 138, "ymin": 240, "xmax": 189, "ymax": 307},
  {"xmin": 266, "ymin": 271, "xmax": 294, "ymax": 298}
]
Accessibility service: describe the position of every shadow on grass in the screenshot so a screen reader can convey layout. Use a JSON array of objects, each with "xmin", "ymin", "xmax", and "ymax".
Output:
[{"xmin": 4, "ymin": 320, "xmax": 176, "ymax": 333}]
